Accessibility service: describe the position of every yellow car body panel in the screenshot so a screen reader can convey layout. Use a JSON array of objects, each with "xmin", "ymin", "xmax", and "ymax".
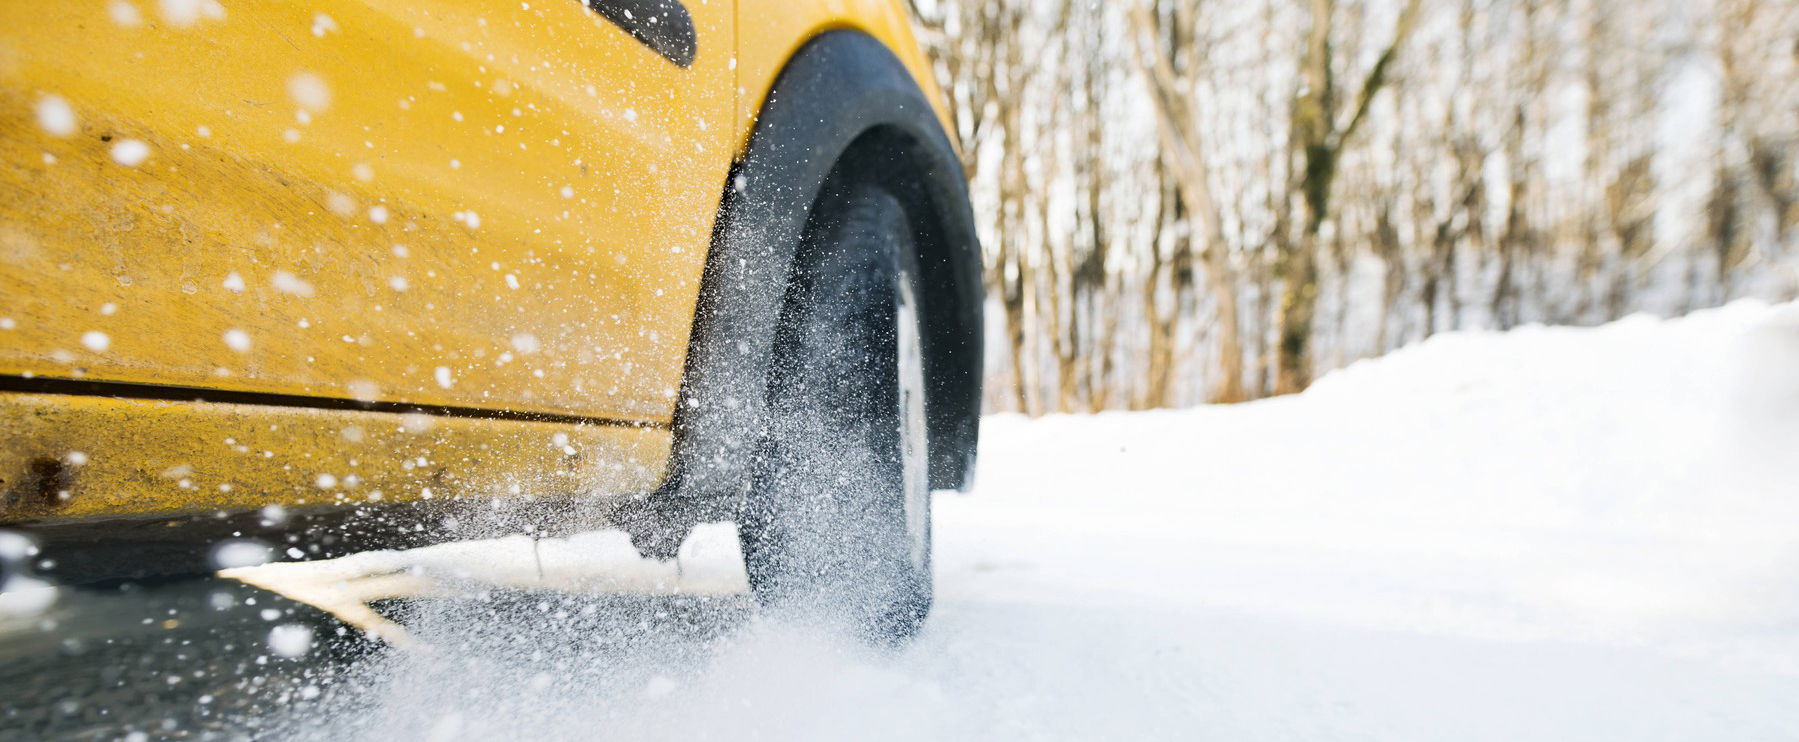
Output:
[
  {"xmin": 0, "ymin": 0, "xmax": 951, "ymax": 526},
  {"xmin": 731, "ymin": 0, "xmax": 953, "ymax": 153},
  {"xmin": 0, "ymin": 0, "xmax": 735, "ymax": 424},
  {"xmin": 0, "ymin": 392, "xmax": 668, "ymax": 521}
]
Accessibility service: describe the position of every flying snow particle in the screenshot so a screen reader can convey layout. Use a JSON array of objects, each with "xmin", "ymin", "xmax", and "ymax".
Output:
[
  {"xmin": 210, "ymin": 539, "xmax": 274, "ymax": 569},
  {"xmin": 559, "ymin": 185, "xmax": 574, "ymax": 198},
  {"xmin": 80, "ymin": 330, "xmax": 110, "ymax": 352},
  {"xmin": 110, "ymin": 139, "xmax": 151, "ymax": 167},
  {"xmin": 352, "ymin": 163, "xmax": 375, "ymax": 183},
  {"xmin": 325, "ymin": 191, "xmax": 356, "ymax": 217},
  {"xmin": 434, "ymin": 366, "xmax": 454, "ymax": 389},
  {"xmin": 108, "ymin": 0, "xmax": 143, "ymax": 26},
  {"xmin": 346, "ymin": 379, "xmax": 381, "ymax": 404},
  {"xmin": 267, "ymin": 624, "xmax": 314, "ymax": 659},
  {"xmin": 288, "ymin": 72, "xmax": 331, "ymax": 112},
  {"xmin": 0, "ymin": 576, "xmax": 59, "ymax": 618},
  {"xmin": 310, "ymin": 13, "xmax": 338, "ymax": 37},
  {"xmin": 223, "ymin": 328, "xmax": 251, "ymax": 353},
  {"xmin": 260, "ymin": 505, "xmax": 289, "ymax": 526},
  {"xmin": 35, "ymin": 96, "xmax": 77, "ymax": 137},
  {"xmin": 271, "ymin": 270, "xmax": 316, "ymax": 297},
  {"xmin": 157, "ymin": 0, "xmax": 223, "ymax": 27},
  {"xmin": 509, "ymin": 333, "xmax": 540, "ymax": 354},
  {"xmin": 0, "ymin": 531, "xmax": 36, "ymax": 562},
  {"xmin": 369, "ymin": 205, "xmax": 389, "ymax": 224},
  {"xmin": 65, "ymin": 451, "xmax": 89, "ymax": 466},
  {"xmin": 315, "ymin": 473, "xmax": 337, "ymax": 489},
  {"xmin": 504, "ymin": 273, "xmax": 520, "ymax": 290},
  {"xmin": 388, "ymin": 275, "xmax": 408, "ymax": 291},
  {"xmin": 222, "ymin": 271, "xmax": 246, "ymax": 292}
]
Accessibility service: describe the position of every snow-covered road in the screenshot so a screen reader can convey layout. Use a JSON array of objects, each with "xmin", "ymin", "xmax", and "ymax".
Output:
[{"xmin": 252, "ymin": 300, "xmax": 1799, "ymax": 741}]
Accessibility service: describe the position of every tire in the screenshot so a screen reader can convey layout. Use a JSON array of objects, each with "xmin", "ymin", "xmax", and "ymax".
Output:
[{"xmin": 737, "ymin": 175, "xmax": 933, "ymax": 642}]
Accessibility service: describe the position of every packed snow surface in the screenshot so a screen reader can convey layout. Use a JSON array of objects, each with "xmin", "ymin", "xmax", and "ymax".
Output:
[{"xmin": 274, "ymin": 300, "xmax": 1799, "ymax": 740}]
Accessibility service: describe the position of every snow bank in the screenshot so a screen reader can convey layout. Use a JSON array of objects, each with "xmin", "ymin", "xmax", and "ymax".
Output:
[{"xmin": 954, "ymin": 300, "xmax": 1799, "ymax": 671}]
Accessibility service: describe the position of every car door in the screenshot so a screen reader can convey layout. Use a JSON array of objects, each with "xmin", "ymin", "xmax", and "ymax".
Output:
[{"xmin": 0, "ymin": 0, "xmax": 735, "ymax": 426}]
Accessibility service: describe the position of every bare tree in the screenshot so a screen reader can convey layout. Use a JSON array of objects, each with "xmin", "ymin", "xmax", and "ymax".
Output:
[{"xmin": 903, "ymin": 0, "xmax": 1799, "ymax": 414}]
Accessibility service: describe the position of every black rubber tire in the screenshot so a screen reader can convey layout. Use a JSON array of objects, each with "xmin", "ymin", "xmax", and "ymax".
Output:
[{"xmin": 737, "ymin": 176, "xmax": 933, "ymax": 643}]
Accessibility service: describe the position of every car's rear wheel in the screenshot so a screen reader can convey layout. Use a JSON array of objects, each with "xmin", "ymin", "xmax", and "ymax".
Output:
[{"xmin": 737, "ymin": 176, "xmax": 932, "ymax": 642}]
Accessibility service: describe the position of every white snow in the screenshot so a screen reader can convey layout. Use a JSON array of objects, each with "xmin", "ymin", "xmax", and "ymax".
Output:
[
  {"xmin": 271, "ymin": 270, "xmax": 316, "ymax": 297},
  {"xmin": 236, "ymin": 300, "xmax": 1799, "ymax": 740},
  {"xmin": 268, "ymin": 624, "xmax": 315, "ymax": 659},
  {"xmin": 157, "ymin": 0, "xmax": 223, "ymax": 27},
  {"xmin": 325, "ymin": 192, "xmax": 357, "ymax": 217},
  {"xmin": 34, "ymin": 95, "xmax": 77, "ymax": 137},
  {"xmin": 288, "ymin": 72, "xmax": 331, "ymax": 112},
  {"xmin": 109, "ymin": 139, "xmax": 151, "ymax": 167},
  {"xmin": 222, "ymin": 328, "xmax": 252, "ymax": 353},
  {"xmin": 210, "ymin": 539, "xmax": 274, "ymax": 569},
  {"xmin": 0, "ymin": 576, "xmax": 59, "ymax": 619},
  {"xmin": 311, "ymin": 13, "xmax": 339, "ymax": 38},
  {"xmin": 79, "ymin": 330, "xmax": 110, "ymax": 351},
  {"xmin": 107, "ymin": 0, "xmax": 143, "ymax": 27}
]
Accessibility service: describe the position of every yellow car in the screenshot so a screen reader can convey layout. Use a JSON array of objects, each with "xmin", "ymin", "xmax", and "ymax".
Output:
[{"xmin": 0, "ymin": 0, "xmax": 981, "ymax": 638}]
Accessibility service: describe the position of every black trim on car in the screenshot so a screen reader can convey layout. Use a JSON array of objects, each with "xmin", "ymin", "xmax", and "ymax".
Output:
[
  {"xmin": 0, "ymin": 375, "xmax": 665, "ymax": 430},
  {"xmin": 584, "ymin": 0, "xmax": 697, "ymax": 68}
]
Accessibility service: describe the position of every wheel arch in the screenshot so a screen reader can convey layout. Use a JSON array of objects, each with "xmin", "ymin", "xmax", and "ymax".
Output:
[{"xmin": 616, "ymin": 29, "xmax": 982, "ymax": 557}]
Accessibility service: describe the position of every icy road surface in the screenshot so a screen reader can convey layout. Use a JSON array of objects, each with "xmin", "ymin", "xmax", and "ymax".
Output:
[{"xmin": 19, "ymin": 300, "xmax": 1799, "ymax": 740}]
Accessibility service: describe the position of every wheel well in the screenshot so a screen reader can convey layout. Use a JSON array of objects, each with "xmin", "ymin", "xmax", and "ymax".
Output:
[{"xmin": 614, "ymin": 30, "xmax": 981, "ymax": 559}]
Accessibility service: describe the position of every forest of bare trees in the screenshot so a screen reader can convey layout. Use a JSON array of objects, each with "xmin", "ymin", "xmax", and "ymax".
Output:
[{"xmin": 906, "ymin": 0, "xmax": 1799, "ymax": 413}]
